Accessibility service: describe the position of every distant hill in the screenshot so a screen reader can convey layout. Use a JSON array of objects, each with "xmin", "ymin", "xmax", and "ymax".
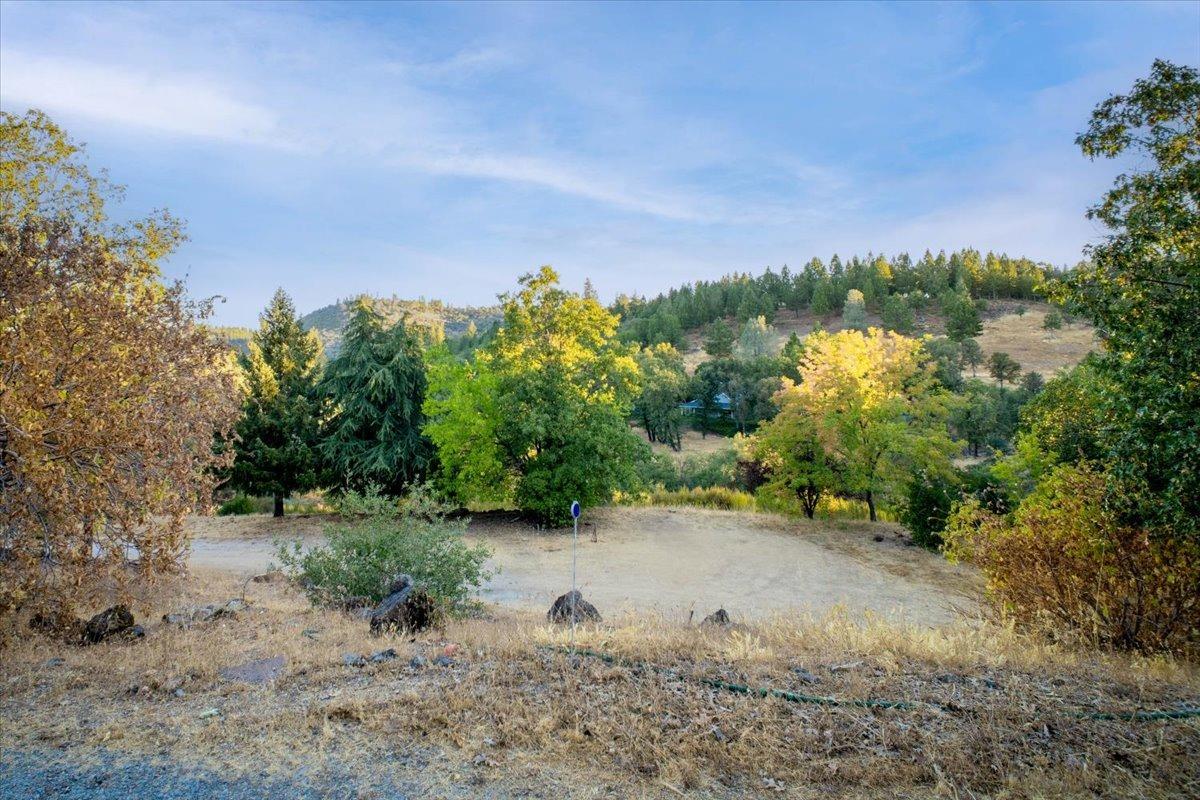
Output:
[
  {"xmin": 301, "ymin": 296, "xmax": 502, "ymax": 356},
  {"xmin": 209, "ymin": 296, "xmax": 501, "ymax": 358}
]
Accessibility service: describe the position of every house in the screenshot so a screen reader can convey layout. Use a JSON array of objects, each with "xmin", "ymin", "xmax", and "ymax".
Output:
[{"xmin": 679, "ymin": 391, "xmax": 733, "ymax": 416}]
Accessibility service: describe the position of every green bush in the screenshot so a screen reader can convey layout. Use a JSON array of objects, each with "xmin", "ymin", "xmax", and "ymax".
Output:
[
  {"xmin": 275, "ymin": 486, "xmax": 492, "ymax": 612},
  {"xmin": 899, "ymin": 470, "xmax": 961, "ymax": 548},
  {"xmin": 679, "ymin": 448, "xmax": 739, "ymax": 489},
  {"xmin": 217, "ymin": 493, "xmax": 265, "ymax": 515}
]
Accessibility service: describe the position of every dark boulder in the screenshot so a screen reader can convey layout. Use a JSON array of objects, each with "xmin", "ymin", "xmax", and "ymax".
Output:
[
  {"xmin": 547, "ymin": 590, "xmax": 602, "ymax": 624},
  {"xmin": 82, "ymin": 605, "xmax": 135, "ymax": 645},
  {"xmin": 369, "ymin": 575, "xmax": 436, "ymax": 635},
  {"xmin": 701, "ymin": 608, "xmax": 731, "ymax": 628}
]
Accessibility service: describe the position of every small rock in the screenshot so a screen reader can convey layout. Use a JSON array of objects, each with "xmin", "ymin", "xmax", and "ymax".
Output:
[
  {"xmin": 873, "ymin": 535, "xmax": 884, "ymax": 543},
  {"xmin": 219, "ymin": 655, "xmax": 286, "ymax": 685},
  {"xmin": 370, "ymin": 648, "xmax": 398, "ymax": 663},
  {"xmin": 342, "ymin": 652, "xmax": 366, "ymax": 667},
  {"xmin": 791, "ymin": 667, "xmax": 820, "ymax": 684},
  {"xmin": 124, "ymin": 624, "xmax": 145, "ymax": 640},
  {"xmin": 162, "ymin": 612, "xmax": 192, "ymax": 626},
  {"xmin": 432, "ymin": 655, "xmax": 454, "ymax": 667},
  {"xmin": 830, "ymin": 660, "xmax": 863, "ymax": 673},
  {"xmin": 44, "ymin": 657, "xmax": 66, "ymax": 668},
  {"xmin": 546, "ymin": 590, "xmax": 602, "ymax": 624},
  {"xmin": 199, "ymin": 708, "xmax": 221, "ymax": 719},
  {"xmin": 936, "ymin": 673, "xmax": 965, "ymax": 685},
  {"xmin": 701, "ymin": 608, "xmax": 731, "ymax": 628},
  {"xmin": 301, "ymin": 628, "xmax": 321, "ymax": 640},
  {"xmin": 173, "ymin": 688, "xmax": 185, "ymax": 698},
  {"xmin": 409, "ymin": 655, "xmax": 428, "ymax": 669},
  {"xmin": 82, "ymin": 605, "xmax": 135, "ymax": 645}
]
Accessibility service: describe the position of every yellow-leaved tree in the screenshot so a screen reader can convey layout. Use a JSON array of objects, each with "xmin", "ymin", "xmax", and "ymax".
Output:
[{"xmin": 755, "ymin": 328, "xmax": 960, "ymax": 521}]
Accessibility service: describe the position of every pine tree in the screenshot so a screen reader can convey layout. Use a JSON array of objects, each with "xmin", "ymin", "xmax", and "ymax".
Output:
[
  {"xmin": 810, "ymin": 279, "xmax": 833, "ymax": 316},
  {"xmin": 319, "ymin": 299, "xmax": 433, "ymax": 496},
  {"xmin": 231, "ymin": 289, "xmax": 324, "ymax": 516},
  {"xmin": 703, "ymin": 319, "xmax": 735, "ymax": 358}
]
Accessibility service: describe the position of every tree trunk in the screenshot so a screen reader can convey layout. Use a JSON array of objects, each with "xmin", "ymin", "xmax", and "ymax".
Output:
[
  {"xmin": 865, "ymin": 490, "xmax": 877, "ymax": 522},
  {"xmin": 273, "ymin": 495, "xmax": 285, "ymax": 518}
]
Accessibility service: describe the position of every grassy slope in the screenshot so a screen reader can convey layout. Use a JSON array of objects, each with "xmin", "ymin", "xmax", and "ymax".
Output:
[{"xmin": 2, "ymin": 570, "xmax": 1196, "ymax": 799}]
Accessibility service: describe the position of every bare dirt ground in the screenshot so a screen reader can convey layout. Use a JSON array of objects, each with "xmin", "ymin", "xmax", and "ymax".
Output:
[
  {"xmin": 188, "ymin": 507, "xmax": 977, "ymax": 625},
  {"xmin": 975, "ymin": 302, "xmax": 1097, "ymax": 381}
]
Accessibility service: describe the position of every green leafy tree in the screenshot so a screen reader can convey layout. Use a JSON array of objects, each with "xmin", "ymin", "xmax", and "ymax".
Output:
[
  {"xmin": 319, "ymin": 299, "xmax": 432, "ymax": 496},
  {"xmin": 703, "ymin": 319, "xmax": 734, "ymax": 358},
  {"xmin": 424, "ymin": 267, "xmax": 647, "ymax": 525},
  {"xmin": 841, "ymin": 288, "xmax": 868, "ymax": 331},
  {"xmin": 809, "ymin": 278, "xmax": 833, "ymax": 316},
  {"xmin": 1042, "ymin": 309, "xmax": 1063, "ymax": 334},
  {"xmin": 952, "ymin": 380, "xmax": 999, "ymax": 457},
  {"xmin": 635, "ymin": 343, "xmax": 688, "ymax": 449},
  {"xmin": 770, "ymin": 329, "xmax": 960, "ymax": 521},
  {"xmin": 987, "ymin": 351, "xmax": 1021, "ymax": 387},
  {"xmin": 230, "ymin": 289, "xmax": 324, "ymax": 516},
  {"xmin": 751, "ymin": 394, "xmax": 836, "ymax": 518},
  {"xmin": 1054, "ymin": 60, "xmax": 1200, "ymax": 539}
]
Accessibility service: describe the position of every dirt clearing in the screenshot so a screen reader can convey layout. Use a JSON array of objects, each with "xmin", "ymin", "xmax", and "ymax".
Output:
[{"xmin": 188, "ymin": 506, "xmax": 977, "ymax": 625}]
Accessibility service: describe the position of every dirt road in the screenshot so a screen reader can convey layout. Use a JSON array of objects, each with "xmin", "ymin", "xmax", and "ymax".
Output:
[{"xmin": 188, "ymin": 506, "xmax": 977, "ymax": 625}]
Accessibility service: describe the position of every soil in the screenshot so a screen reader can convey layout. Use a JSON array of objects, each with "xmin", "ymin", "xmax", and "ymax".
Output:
[{"xmin": 187, "ymin": 506, "xmax": 978, "ymax": 625}]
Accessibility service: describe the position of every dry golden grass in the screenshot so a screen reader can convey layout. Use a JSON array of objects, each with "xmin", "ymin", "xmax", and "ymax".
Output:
[
  {"xmin": 3, "ymin": 570, "xmax": 1197, "ymax": 799},
  {"xmin": 975, "ymin": 302, "xmax": 1098, "ymax": 382},
  {"xmin": 634, "ymin": 427, "xmax": 737, "ymax": 463}
]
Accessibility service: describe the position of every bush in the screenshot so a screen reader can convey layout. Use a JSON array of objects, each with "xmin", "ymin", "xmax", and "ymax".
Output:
[
  {"xmin": 276, "ymin": 486, "xmax": 492, "ymax": 612},
  {"xmin": 217, "ymin": 493, "xmax": 265, "ymax": 516},
  {"xmin": 899, "ymin": 470, "xmax": 960, "ymax": 548},
  {"xmin": 944, "ymin": 464, "xmax": 1200, "ymax": 656}
]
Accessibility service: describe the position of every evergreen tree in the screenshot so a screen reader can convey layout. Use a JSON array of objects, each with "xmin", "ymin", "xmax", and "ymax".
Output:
[
  {"xmin": 736, "ymin": 315, "xmax": 773, "ymax": 359},
  {"xmin": 703, "ymin": 319, "xmax": 735, "ymax": 357},
  {"xmin": 987, "ymin": 352, "xmax": 1021, "ymax": 387},
  {"xmin": 882, "ymin": 294, "xmax": 914, "ymax": 334},
  {"xmin": 319, "ymin": 299, "xmax": 433, "ymax": 496},
  {"xmin": 809, "ymin": 278, "xmax": 833, "ymax": 316},
  {"xmin": 231, "ymin": 289, "xmax": 324, "ymax": 516},
  {"xmin": 959, "ymin": 338, "xmax": 984, "ymax": 377},
  {"xmin": 943, "ymin": 292, "xmax": 982, "ymax": 341}
]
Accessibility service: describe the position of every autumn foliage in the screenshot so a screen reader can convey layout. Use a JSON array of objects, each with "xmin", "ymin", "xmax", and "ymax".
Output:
[{"xmin": 0, "ymin": 111, "xmax": 240, "ymax": 620}]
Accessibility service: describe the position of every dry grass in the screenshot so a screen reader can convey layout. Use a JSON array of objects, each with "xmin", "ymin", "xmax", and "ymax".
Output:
[
  {"xmin": 3, "ymin": 570, "xmax": 1197, "ymax": 799},
  {"xmin": 975, "ymin": 302, "xmax": 1098, "ymax": 382},
  {"xmin": 635, "ymin": 427, "xmax": 737, "ymax": 464}
]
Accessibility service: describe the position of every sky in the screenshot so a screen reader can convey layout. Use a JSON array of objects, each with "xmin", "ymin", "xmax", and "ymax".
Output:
[{"xmin": 2, "ymin": 1, "xmax": 1197, "ymax": 326}]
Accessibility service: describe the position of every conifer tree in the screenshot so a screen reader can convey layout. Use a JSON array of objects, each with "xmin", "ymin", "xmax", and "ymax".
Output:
[
  {"xmin": 319, "ymin": 299, "xmax": 432, "ymax": 496},
  {"xmin": 230, "ymin": 289, "xmax": 324, "ymax": 516}
]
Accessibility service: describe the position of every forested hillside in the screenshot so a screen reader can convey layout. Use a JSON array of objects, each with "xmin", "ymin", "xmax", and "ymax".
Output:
[{"xmin": 614, "ymin": 249, "xmax": 1062, "ymax": 347}]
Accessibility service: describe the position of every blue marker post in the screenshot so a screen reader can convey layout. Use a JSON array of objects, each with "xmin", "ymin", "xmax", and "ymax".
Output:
[{"xmin": 570, "ymin": 500, "xmax": 581, "ymax": 653}]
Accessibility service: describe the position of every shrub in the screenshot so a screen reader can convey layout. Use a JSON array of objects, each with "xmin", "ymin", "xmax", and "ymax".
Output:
[
  {"xmin": 217, "ymin": 494, "xmax": 262, "ymax": 516},
  {"xmin": 944, "ymin": 464, "xmax": 1200, "ymax": 656},
  {"xmin": 679, "ymin": 448, "xmax": 739, "ymax": 489},
  {"xmin": 276, "ymin": 486, "xmax": 492, "ymax": 612},
  {"xmin": 899, "ymin": 470, "xmax": 960, "ymax": 548}
]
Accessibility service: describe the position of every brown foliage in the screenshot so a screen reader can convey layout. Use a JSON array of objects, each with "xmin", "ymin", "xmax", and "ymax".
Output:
[
  {"xmin": 0, "ymin": 216, "xmax": 240, "ymax": 620},
  {"xmin": 945, "ymin": 464, "xmax": 1200, "ymax": 657}
]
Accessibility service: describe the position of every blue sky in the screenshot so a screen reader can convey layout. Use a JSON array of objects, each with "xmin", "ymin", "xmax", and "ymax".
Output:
[{"xmin": 2, "ymin": 1, "xmax": 1197, "ymax": 326}]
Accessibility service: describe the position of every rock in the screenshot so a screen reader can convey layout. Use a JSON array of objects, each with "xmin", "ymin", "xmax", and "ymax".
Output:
[
  {"xmin": 199, "ymin": 707, "xmax": 221, "ymax": 719},
  {"xmin": 82, "ymin": 605, "xmax": 135, "ymax": 645},
  {"xmin": 44, "ymin": 657, "xmax": 66, "ymax": 668},
  {"xmin": 370, "ymin": 648, "xmax": 397, "ymax": 663},
  {"xmin": 173, "ymin": 688, "xmax": 185, "ymax": 698},
  {"xmin": 342, "ymin": 652, "xmax": 366, "ymax": 667},
  {"xmin": 432, "ymin": 655, "xmax": 454, "ymax": 667},
  {"xmin": 791, "ymin": 667, "xmax": 820, "ymax": 684},
  {"xmin": 409, "ymin": 655, "xmax": 428, "ymax": 669},
  {"xmin": 164, "ymin": 599, "xmax": 246, "ymax": 627},
  {"xmin": 830, "ymin": 660, "xmax": 863, "ymax": 673},
  {"xmin": 546, "ymin": 590, "xmax": 602, "ymax": 624},
  {"xmin": 162, "ymin": 612, "xmax": 192, "ymax": 626},
  {"xmin": 936, "ymin": 673, "xmax": 965, "ymax": 685},
  {"xmin": 873, "ymin": 535, "xmax": 884, "ymax": 543},
  {"xmin": 251, "ymin": 570, "xmax": 286, "ymax": 584},
  {"xmin": 369, "ymin": 575, "xmax": 436, "ymax": 635},
  {"xmin": 385, "ymin": 574, "xmax": 414, "ymax": 596},
  {"xmin": 701, "ymin": 608, "xmax": 731, "ymax": 628},
  {"xmin": 124, "ymin": 624, "xmax": 146, "ymax": 640},
  {"xmin": 219, "ymin": 655, "xmax": 286, "ymax": 685}
]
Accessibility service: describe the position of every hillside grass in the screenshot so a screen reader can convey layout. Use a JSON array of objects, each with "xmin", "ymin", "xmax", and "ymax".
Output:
[{"xmin": 2, "ymin": 570, "xmax": 1196, "ymax": 798}]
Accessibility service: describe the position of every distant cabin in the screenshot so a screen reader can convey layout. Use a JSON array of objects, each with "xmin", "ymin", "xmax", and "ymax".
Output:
[{"xmin": 679, "ymin": 392, "xmax": 733, "ymax": 416}]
